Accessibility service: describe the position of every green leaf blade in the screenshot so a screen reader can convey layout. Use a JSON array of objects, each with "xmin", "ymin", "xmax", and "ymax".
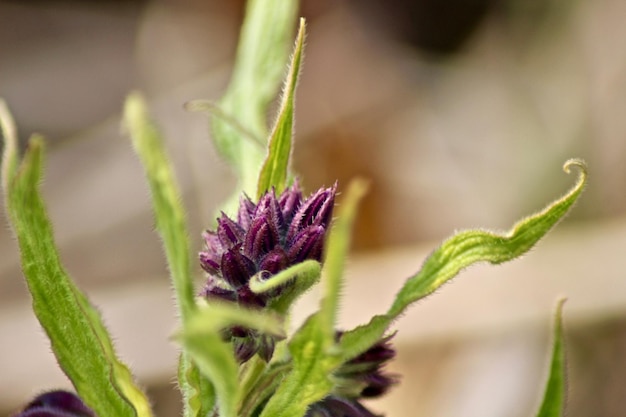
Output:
[
  {"xmin": 257, "ymin": 18, "xmax": 306, "ymax": 198},
  {"xmin": 124, "ymin": 92, "xmax": 195, "ymax": 323},
  {"xmin": 339, "ymin": 160, "xmax": 587, "ymax": 362},
  {"xmin": 1, "ymin": 133, "xmax": 152, "ymax": 417},
  {"xmin": 535, "ymin": 299, "xmax": 567, "ymax": 417},
  {"xmin": 211, "ymin": 0, "xmax": 299, "ymax": 200},
  {"xmin": 389, "ymin": 159, "xmax": 587, "ymax": 317}
]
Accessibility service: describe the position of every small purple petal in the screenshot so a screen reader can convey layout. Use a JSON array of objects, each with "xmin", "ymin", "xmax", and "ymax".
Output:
[
  {"xmin": 257, "ymin": 334, "xmax": 276, "ymax": 362},
  {"xmin": 243, "ymin": 216, "xmax": 279, "ymax": 260},
  {"xmin": 287, "ymin": 184, "xmax": 336, "ymax": 242},
  {"xmin": 199, "ymin": 251, "xmax": 221, "ymax": 274},
  {"xmin": 237, "ymin": 194, "xmax": 257, "ymax": 230},
  {"xmin": 279, "ymin": 180, "xmax": 303, "ymax": 223},
  {"xmin": 202, "ymin": 230, "xmax": 224, "ymax": 255},
  {"xmin": 360, "ymin": 373, "xmax": 398, "ymax": 398},
  {"xmin": 233, "ymin": 337, "xmax": 258, "ymax": 363},
  {"xmin": 217, "ymin": 213, "xmax": 245, "ymax": 248},
  {"xmin": 287, "ymin": 225, "xmax": 325, "ymax": 263},
  {"xmin": 220, "ymin": 246, "xmax": 256, "ymax": 288}
]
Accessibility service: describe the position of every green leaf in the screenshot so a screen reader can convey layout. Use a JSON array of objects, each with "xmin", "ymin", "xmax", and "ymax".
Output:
[
  {"xmin": 124, "ymin": 93, "xmax": 211, "ymax": 417},
  {"xmin": 175, "ymin": 303, "xmax": 284, "ymax": 417},
  {"xmin": 339, "ymin": 160, "xmax": 587, "ymax": 361},
  {"xmin": 124, "ymin": 92, "xmax": 196, "ymax": 323},
  {"xmin": 318, "ymin": 179, "xmax": 368, "ymax": 340},
  {"xmin": 257, "ymin": 18, "xmax": 306, "ymax": 198},
  {"xmin": 211, "ymin": 0, "xmax": 299, "ymax": 203},
  {"xmin": 249, "ymin": 259, "xmax": 321, "ymax": 314},
  {"xmin": 259, "ymin": 181, "xmax": 368, "ymax": 417},
  {"xmin": 535, "ymin": 299, "xmax": 567, "ymax": 417},
  {"xmin": 1, "ymin": 116, "xmax": 152, "ymax": 417}
]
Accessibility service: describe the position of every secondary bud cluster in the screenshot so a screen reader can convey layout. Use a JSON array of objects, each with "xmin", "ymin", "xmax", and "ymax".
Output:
[
  {"xmin": 199, "ymin": 181, "xmax": 336, "ymax": 362},
  {"xmin": 306, "ymin": 334, "xmax": 398, "ymax": 417}
]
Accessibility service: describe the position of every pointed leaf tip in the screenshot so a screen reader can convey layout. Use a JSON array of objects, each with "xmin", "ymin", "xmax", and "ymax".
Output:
[
  {"xmin": 535, "ymin": 298, "xmax": 568, "ymax": 417},
  {"xmin": 257, "ymin": 17, "xmax": 307, "ymax": 198}
]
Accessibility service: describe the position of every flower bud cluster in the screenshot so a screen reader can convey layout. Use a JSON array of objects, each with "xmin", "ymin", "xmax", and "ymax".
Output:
[{"xmin": 199, "ymin": 181, "xmax": 337, "ymax": 362}]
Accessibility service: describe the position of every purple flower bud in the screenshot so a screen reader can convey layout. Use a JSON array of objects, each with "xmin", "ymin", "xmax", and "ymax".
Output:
[
  {"xmin": 220, "ymin": 246, "xmax": 256, "ymax": 288},
  {"xmin": 335, "ymin": 333, "xmax": 398, "ymax": 400},
  {"xmin": 279, "ymin": 180, "xmax": 303, "ymax": 222},
  {"xmin": 237, "ymin": 194, "xmax": 257, "ymax": 230},
  {"xmin": 14, "ymin": 391, "xmax": 96, "ymax": 417},
  {"xmin": 305, "ymin": 396, "xmax": 381, "ymax": 417},
  {"xmin": 257, "ymin": 334, "xmax": 276, "ymax": 363},
  {"xmin": 217, "ymin": 213, "xmax": 245, "ymax": 248},
  {"xmin": 287, "ymin": 183, "xmax": 336, "ymax": 242},
  {"xmin": 243, "ymin": 216, "xmax": 279, "ymax": 260},
  {"xmin": 233, "ymin": 337, "xmax": 258, "ymax": 363},
  {"xmin": 287, "ymin": 225, "xmax": 325, "ymax": 263}
]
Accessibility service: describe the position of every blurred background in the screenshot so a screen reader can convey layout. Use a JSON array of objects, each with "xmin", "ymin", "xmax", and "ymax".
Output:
[{"xmin": 1, "ymin": 0, "xmax": 626, "ymax": 415}]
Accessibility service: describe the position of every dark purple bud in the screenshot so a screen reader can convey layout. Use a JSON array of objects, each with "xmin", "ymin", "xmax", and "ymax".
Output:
[
  {"xmin": 237, "ymin": 194, "xmax": 257, "ymax": 230},
  {"xmin": 243, "ymin": 216, "xmax": 279, "ymax": 260},
  {"xmin": 201, "ymin": 284, "xmax": 237, "ymax": 303},
  {"xmin": 287, "ymin": 225, "xmax": 325, "ymax": 263},
  {"xmin": 233, "ymin": 337, "xmax": 258, "ymax": 363},
  {"xmin": 202, "ymin": 230, "xmax": 224, "ymax": 255},
  {"xmin": 257, "ymin": 334, "xmax": 276, "ymax": 362},
  {"xmin": 217, "ymin": 213, "xmax": 245, "ymax": 248},
  {"xmin": 305, "ymin": 396, "xmax": 381, "ymax": 417},
  {"xmin": 15, "ymin": 391, "xmax": 96, "ymax": 417},
  {"xmin": 199, "ymin": 251, "xmax": 221, "ymax": 274},
  {"xmin": 259, "ymin": 247, "xmax": 289, "ymax": 275},
  {"xmin": 360, "ymin": 373, "xmax": 397, "ymax": 398},
  {"xmin": 335, "ymin": 333, "xmax": 398, "ymax": 400},
  {"xmin": 220, "ymin": 246, "xmax": 256, "ymax": 288},
  {"xmin": 279, "ymin": 180, "xmax": 303, "ymax": 222},
  {"xmin": 346, "ymin": 334, "xmax": 396, "ymax": 366},
  {"xmin": 287, "ymin": 183, "xmax": 336, "ymax": 242}
]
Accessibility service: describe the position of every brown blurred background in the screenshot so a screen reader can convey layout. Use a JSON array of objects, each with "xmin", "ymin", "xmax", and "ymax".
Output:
[{"xmin": 1, "ymin": 0, "xmax": 626, "ymax": 415}]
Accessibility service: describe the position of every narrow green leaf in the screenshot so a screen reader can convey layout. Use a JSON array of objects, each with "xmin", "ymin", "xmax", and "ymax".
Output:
[
  {"xmin": 184, "ymin": 302, "xmax": 285, "ymax": 339},
  {"xmin": 319, "ymin": 179, "xmax": 368, "ymax": 340},
  {"xmin": 535, "ymin": 298, "xmax": 567, "ymax": 417},
  {"xmin": 211, "ymin": 0, "xmax": 299, "ymax": 201},
  {"xmin": 124, "ymin": 92, "xmax": 196, "ymax": 322},
  {"xmin": 259, "ymin": 315, "xmax": 338, "ymax": 417},
  {"xmin": 124, "ymin": 93, "xmax": 210, "ymax": 417},
  {"xmin": 249, "ymin": 259, "xmax": 321, "ymax": 314},
  {"xmin": 390, "ymin": 159, "xmax": 586, "ymax": 316},
  {"xmin": 1, "ymin": 133, "xmax": 151, "ymax": 417},
  {"xmin": 257, "ymin": 18, "xmax": 306, "ymax": 197},
  {"xmin": 339, "ymin": 160, "xmax": 587, "ymax": 361},
  {"xmin": 259, "ymin": 181, "xmax": 368, "ymax": 417}
]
